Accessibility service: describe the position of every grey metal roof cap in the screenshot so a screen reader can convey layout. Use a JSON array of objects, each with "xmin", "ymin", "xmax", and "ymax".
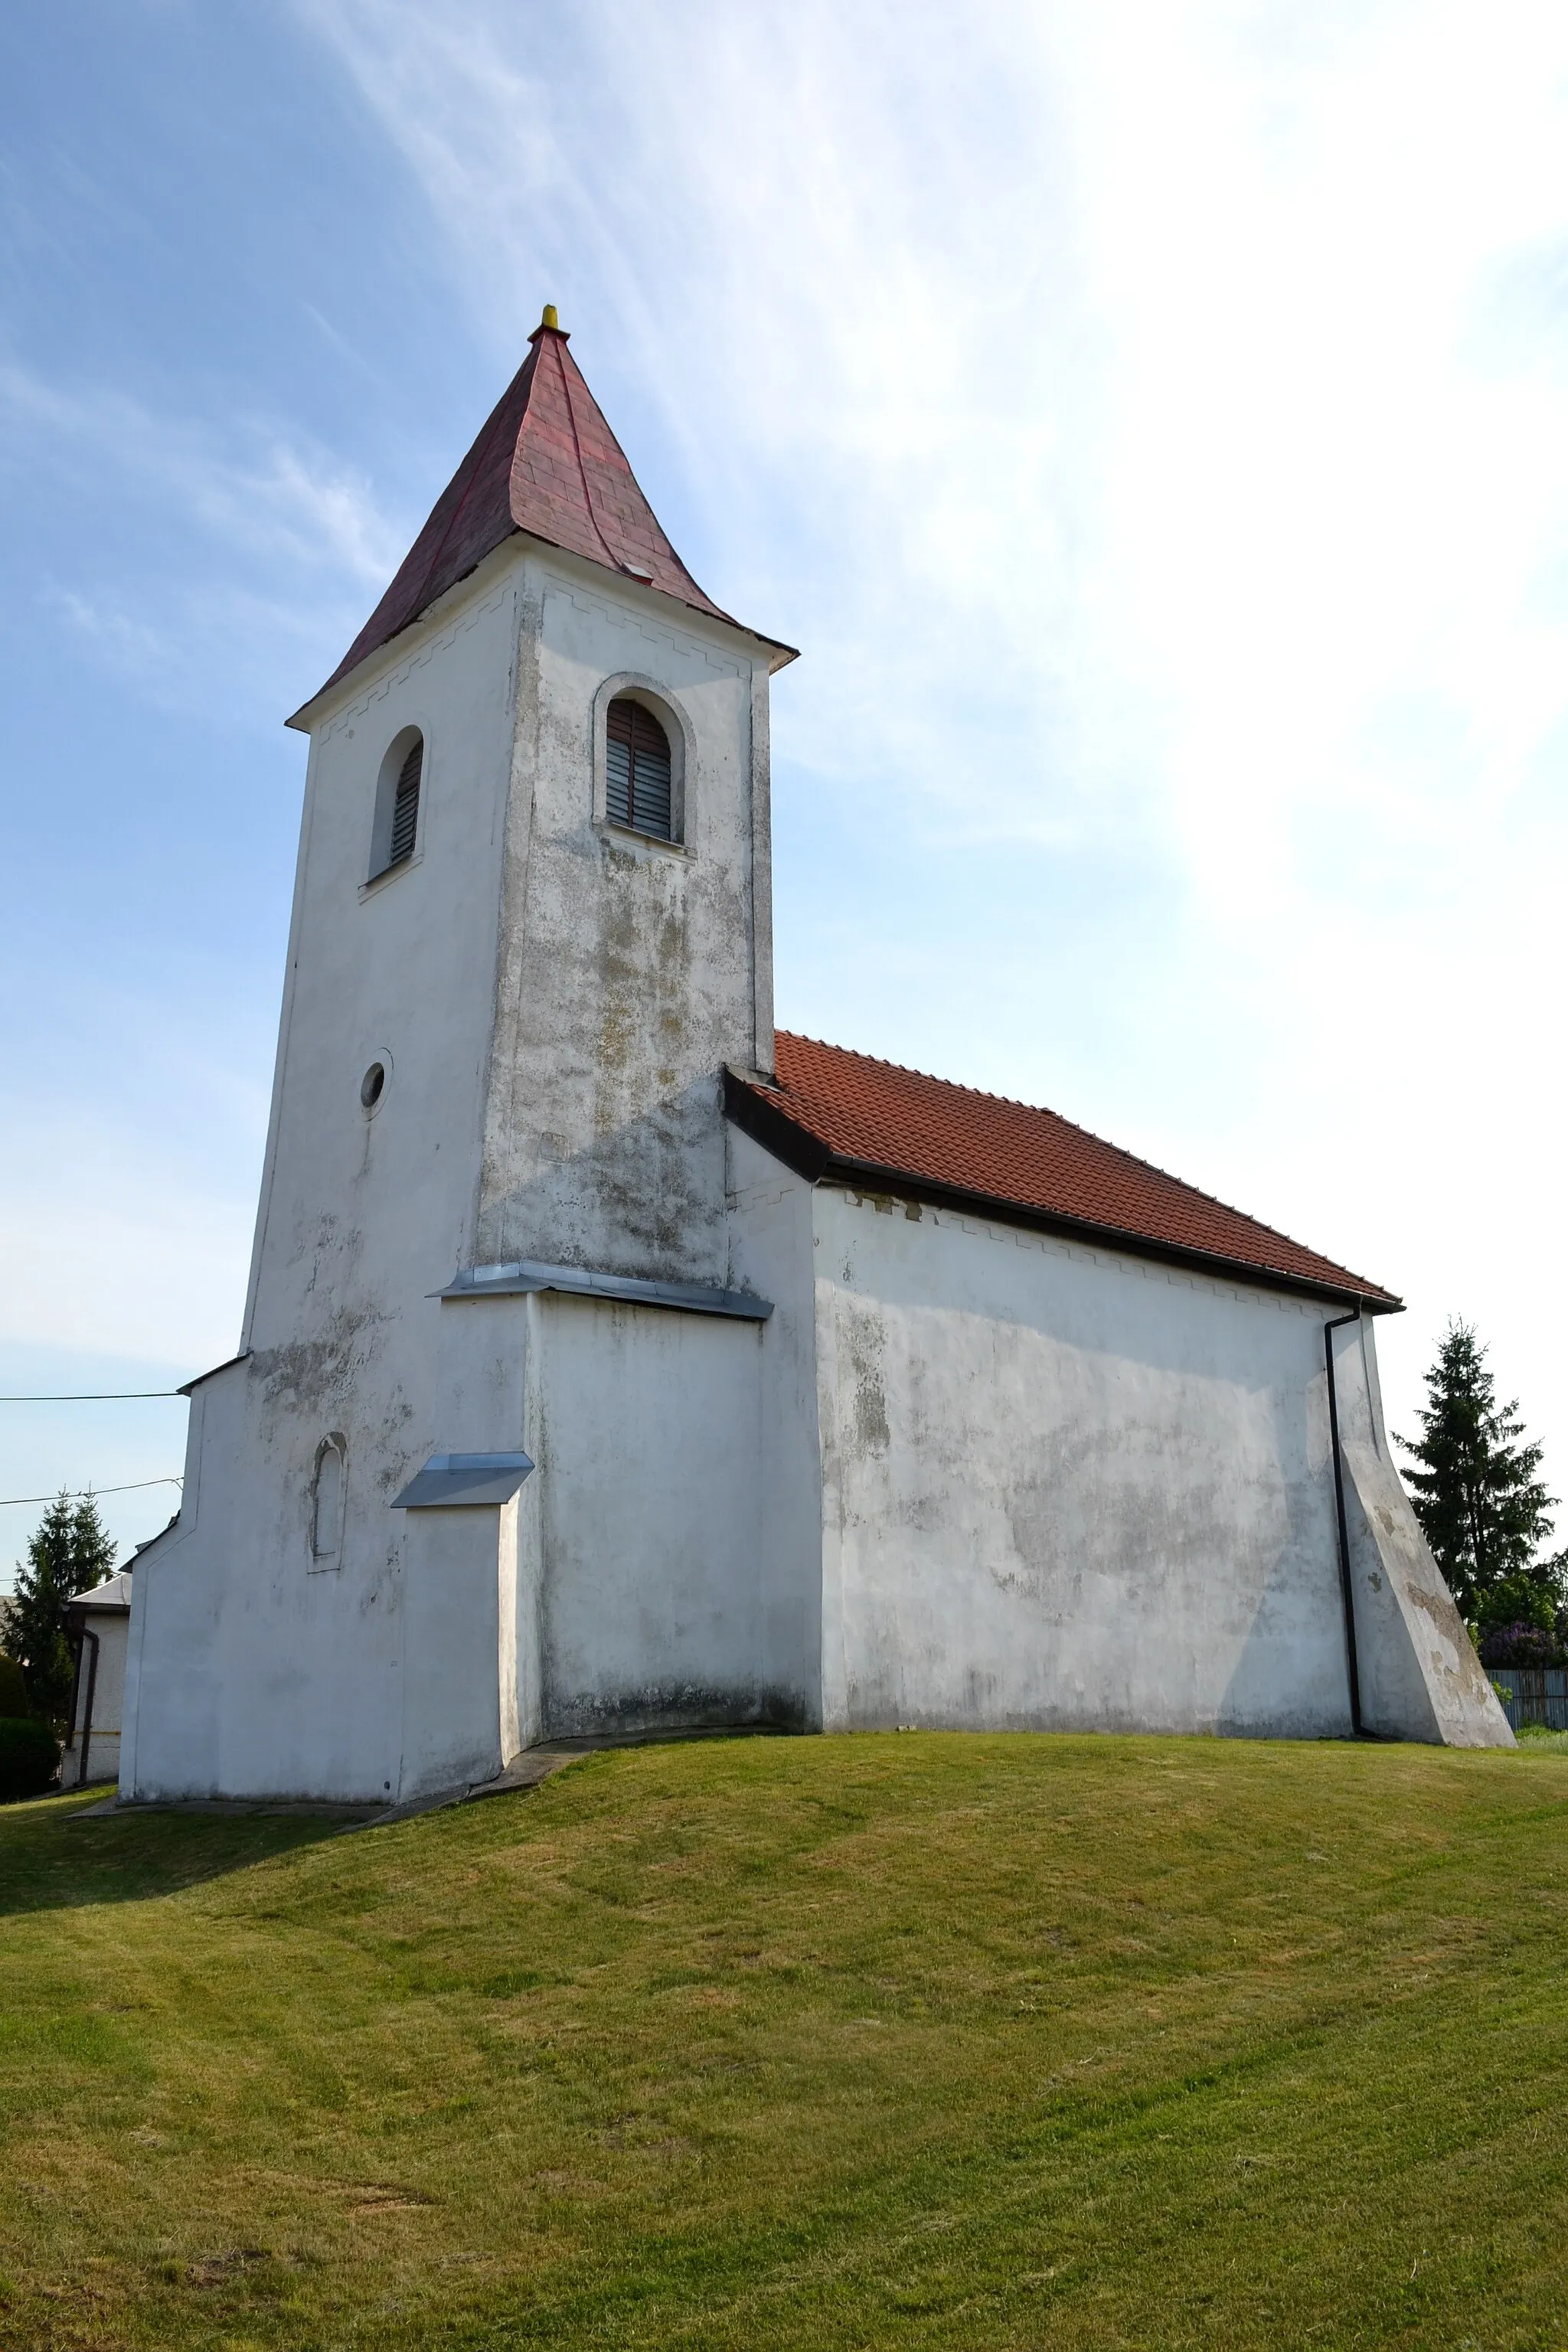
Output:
[
  {"xmin": 67, "ymin": 1570, "xmax": 134, "ymax": 1616},
  {"xmin": 438, "ymin": 1258, "xmax": 772, "ymax": 1321},
  {"xmin": 391, "ymin": 1452, "xmax": 535, "ymax": 1510}
]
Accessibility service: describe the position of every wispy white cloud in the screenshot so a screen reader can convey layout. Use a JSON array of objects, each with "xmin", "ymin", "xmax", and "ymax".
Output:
[
  {"xmin": 0, "ymin": 359, "xmax": 403, "ymax": 720},
  {"xmin": 0, "ymin": 361, "xmax": 404, "ymax": 584}
]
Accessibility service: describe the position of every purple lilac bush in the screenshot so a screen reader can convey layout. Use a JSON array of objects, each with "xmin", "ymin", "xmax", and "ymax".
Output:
[{"xmin": 1478, "ymin": 1621, "xmax": 1567, "ymax": 1669}]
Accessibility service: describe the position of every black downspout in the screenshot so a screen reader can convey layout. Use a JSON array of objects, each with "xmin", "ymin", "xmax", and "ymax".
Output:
[
  {"xmin": 1324, "ymin": 1308, "xmax": 1364, "ymax": 1738},
  {"xmin": 75, "ymin": 1628, "xmax": 100, "ymax": 1789},
  {"xmin": 64, "ymin": 1632, "xmax": 86, "ymax": 1782}
]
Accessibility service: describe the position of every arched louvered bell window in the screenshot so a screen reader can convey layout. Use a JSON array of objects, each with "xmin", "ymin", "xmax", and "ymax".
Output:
[
  {"xmin": 606, "ymin": 698, "xmax": 673, "ymax": 841},
  {"xmin": 387, "ymin": 735, "xmax": 423, "ymax": 867}
]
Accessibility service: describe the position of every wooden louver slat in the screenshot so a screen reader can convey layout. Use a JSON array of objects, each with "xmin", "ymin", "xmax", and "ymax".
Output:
[
  {"xmin": 388, "ymin": 737, "xmax": 423, "ymax": 866},
  {"xmin": 606, "ymin": 699, "xmax": 672, "ymax": 840}
]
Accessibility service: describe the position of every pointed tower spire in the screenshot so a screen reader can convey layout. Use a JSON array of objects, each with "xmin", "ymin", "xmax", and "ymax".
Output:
[{"xmin": 301, "ymin": 307, "xmax": 780, "ymax": 714}]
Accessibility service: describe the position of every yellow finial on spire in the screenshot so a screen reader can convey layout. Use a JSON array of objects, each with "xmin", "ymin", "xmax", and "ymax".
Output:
[{"xmin": 541, "ymin": 303, "xmax": 560, "ymax": 331}]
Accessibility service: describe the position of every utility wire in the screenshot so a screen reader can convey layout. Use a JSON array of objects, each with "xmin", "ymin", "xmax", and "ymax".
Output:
[
  {"xmin": 0, "ymin": 1391, "xmax": 183, "ymax": 1402},
  {"xmin": 0, "ymin": 1475, "xmax": 184, "ymax": 1508}
]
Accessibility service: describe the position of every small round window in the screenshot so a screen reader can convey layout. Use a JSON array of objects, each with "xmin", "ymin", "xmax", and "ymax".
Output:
[{"xmin": 360, "ymin": 1061, "xmax": 386, "ymax": 1110}]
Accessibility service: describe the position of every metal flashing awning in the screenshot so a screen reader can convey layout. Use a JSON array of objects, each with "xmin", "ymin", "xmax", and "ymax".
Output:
[
  {"xmin": 177, "ymin": 1351, "xmax": 253, "ymax": 1397},
  {"xmin": 436, "ymin": 1258, "xmax": 773, "ymax": 1321},
  {"xmin": 390, "ymin": 1452, "xmax": 535, "ymax": 1511}
]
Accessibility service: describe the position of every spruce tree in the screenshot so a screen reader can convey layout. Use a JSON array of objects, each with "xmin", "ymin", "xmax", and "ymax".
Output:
[
  {"xmin": 69, "ymin": 1491, "xmax": 116, "ymax": 1591},
  {"xmin": 1396, "ymin": 1321, "xmax": 1562, "ymax": 1628},
  {"xmin": 8, "ymin": 1491, "xmax": 118, "ymax": 1723}
]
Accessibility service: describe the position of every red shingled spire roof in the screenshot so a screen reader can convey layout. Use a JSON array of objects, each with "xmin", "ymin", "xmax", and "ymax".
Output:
[
  {"xmin": 301, "ymin": 311, "xmax": 779, "ymax": 713},
  {"xmin": 727, "ymin": 1034, "xmax": 1400, "ymax": 1308}
]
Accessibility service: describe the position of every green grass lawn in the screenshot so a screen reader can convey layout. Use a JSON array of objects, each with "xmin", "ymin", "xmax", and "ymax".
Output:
[{"xmin": 3, "ymin": 1733, "xmax": 1568, "ymax": 2350}]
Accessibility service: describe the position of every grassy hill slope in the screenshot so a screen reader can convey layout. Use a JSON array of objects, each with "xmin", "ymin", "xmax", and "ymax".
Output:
[{"xmin": 2, "ymin": 1731, "xmax": 1567, "ymax": 2349}]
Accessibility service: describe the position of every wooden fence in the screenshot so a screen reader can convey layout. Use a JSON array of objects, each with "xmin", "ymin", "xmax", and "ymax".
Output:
[{"xmin": 1490, "ymin": 1667, "xmax": 1568, "ymax": 1733}]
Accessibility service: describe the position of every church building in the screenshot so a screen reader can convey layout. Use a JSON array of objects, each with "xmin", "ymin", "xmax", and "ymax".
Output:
[{"xmin": 119, "ymin": 310, "xmax": 1508, "ymax": 1805}]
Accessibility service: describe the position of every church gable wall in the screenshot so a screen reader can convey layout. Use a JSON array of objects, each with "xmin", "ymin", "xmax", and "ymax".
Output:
[
  {"xmin": 477, "ymin": 559, "xmax": 766, "ymax": 1285},
  {"xmin": 811, "ymin": 1187, "xmax": 1357, "ymax": 1738}
]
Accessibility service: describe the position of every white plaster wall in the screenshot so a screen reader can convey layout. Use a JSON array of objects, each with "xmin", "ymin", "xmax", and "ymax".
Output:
[
  {"xmin": 122, "ymin": 1274, "xmax": 551, "ymax": 1802},
  {"xmin": 124, "ymin": 1367, "xmax": 399, "ymax": 1798},
  {"xmin": 811, "ymin": 1187, "xmax": 1365, "ymax": 1737},
  {"xmin": 532, "ymin": 1292, "xmax": 787, "ymax": 1733},
  {"xmin": 245, "ymin": 562, "xmax": 524, "ymax": 1360},
  {"xmin": 123, "ymin": 539, "xmax": 783, "ymax": 1803},
  {"xmin": 61, "ymin": 1606, "xmax": 129, "ymax": 1788},
  {"xmin": 476, "ymin": 553, "xmax": 769, "ymax": 1283},
  {"xmin": 400, "ymin": 1492, "xmax": 523, "ymax": 1797},
  {"xmin": 125, "ymin": 560, "xmax": 539, "ymax": 1802},
  {"xmin": 725, "ymin": 1124, "xmax": 826, "ymax": 1724}
]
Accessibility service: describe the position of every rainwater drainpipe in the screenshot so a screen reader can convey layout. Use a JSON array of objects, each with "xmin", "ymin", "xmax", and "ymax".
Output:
[
  {"xmin": 1324, "ymin": 1307, "xmax": 1364, "ymax": 1738},
  {"xmin": 74, "ymin": 1627, "xmax": 100, "ymax": 1790}
]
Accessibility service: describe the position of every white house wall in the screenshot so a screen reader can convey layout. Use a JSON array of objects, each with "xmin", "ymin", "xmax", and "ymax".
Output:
[
  {"xmin": 810, "ymin": 1187, "xmax": 1367, "ymax": 1738},
  {"xmin": 61, "ymin": 1605, "xmax": 131, "ymax": 1788}
]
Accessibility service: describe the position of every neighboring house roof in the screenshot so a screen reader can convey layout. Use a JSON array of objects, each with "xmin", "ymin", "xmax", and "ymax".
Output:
[
  {"xmin": 726, "ymin": 1033, "xmax": 1400, "ymax": 1310},
  {"xmin": 297, "ymin": 312, "xmax": 793, "ymax": 718},
  {"xmin": 67, "ymin": 1571, "xmax": 133, "ymax": 1619}
]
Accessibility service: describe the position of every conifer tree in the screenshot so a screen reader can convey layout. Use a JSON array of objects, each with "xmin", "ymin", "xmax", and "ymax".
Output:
[
  {"xmin": 68, "ymin": 1489, "xmax": 116, "ymax": 1591},
  {"xmin": 1396, "ymin": 1322, "xmax": 1563, "ymax": 1628},
  {"xmin": 8, "ymin": 1491, "xmax": 118, "ymax": 1723}
]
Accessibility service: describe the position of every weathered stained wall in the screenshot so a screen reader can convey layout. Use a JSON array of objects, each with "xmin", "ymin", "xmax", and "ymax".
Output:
[
  {"xmin": 124, "ymin": 556, "xmax": 538, "ymax": 1803},
  {"xmin": 122, "ymin": 541, "xmax": 785, "ymax": 1803},
  {"xmin": 243, "ymin": 556, "xmax": 524, "ymax": 1359},
  {"xmin": 476, "ymin": 554, "xmax": 773, "ymax": 1283},
  {"xmin": 810, "ymin": 1185, "xmax": 1369, "ymax": 1737},
  {"xmin": 122, "ymin": 1285, "xmax": 546, "ymax": 1804}
]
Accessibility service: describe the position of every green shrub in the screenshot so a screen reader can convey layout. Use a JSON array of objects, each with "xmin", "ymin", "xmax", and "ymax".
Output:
[
  {"xmin": 0, "ymin": 1717, "xmax": 60, "ymax": 1802},
  {"xmin": 0, "ymin": 1655, "xmax": 31, "ymax": 1718}
]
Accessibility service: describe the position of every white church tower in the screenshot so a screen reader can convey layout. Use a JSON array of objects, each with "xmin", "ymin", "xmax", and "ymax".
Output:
[
  {"xmin": 122, "ymin": 309, "xmax": 1508, "ymax": 1805},
  {"xmin": 122, "ymin": 311, "xmax": 803, "ymax": 1802}
]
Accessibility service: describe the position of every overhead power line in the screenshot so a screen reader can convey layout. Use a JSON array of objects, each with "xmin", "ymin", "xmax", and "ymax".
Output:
[
  {"xmin": 0, "ymin": 1476, "xmax": 184, "ymax": 1508},
  {"xmin": 0, "ymin": 1391, "xmax": 183, "ymax": 1402}
]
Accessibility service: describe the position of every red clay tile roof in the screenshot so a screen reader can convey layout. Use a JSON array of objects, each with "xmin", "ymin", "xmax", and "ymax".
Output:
[
  {"xmin": 727, "ymin": 1034, "xmax": 1400, "ymax": 1308},
  {"xmin": 299, "ymin": 320, "xmax": 787, "ymax": 714}
]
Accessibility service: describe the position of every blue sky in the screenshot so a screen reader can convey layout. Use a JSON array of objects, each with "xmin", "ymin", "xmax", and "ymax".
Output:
[{"xmin": 4, "ymin": 1, "xmax": 1568, "ymax": 1582}]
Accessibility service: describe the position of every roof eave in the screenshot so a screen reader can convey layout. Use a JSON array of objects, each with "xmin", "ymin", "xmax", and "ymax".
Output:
[
  {"xmin": 722, "ymin": 1071, "xmax": 1402, "ymax": 1315},
  {"xmin": 284, "ymin": 535, "xmax": 531, "ymax": 733},
  {"xmin": 286, "ymin": 528, "xmax": 798, "ymax": 734},
  {"xmin": 508, "ymin": 529, "xmax": 799, "ymax": 669}
]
